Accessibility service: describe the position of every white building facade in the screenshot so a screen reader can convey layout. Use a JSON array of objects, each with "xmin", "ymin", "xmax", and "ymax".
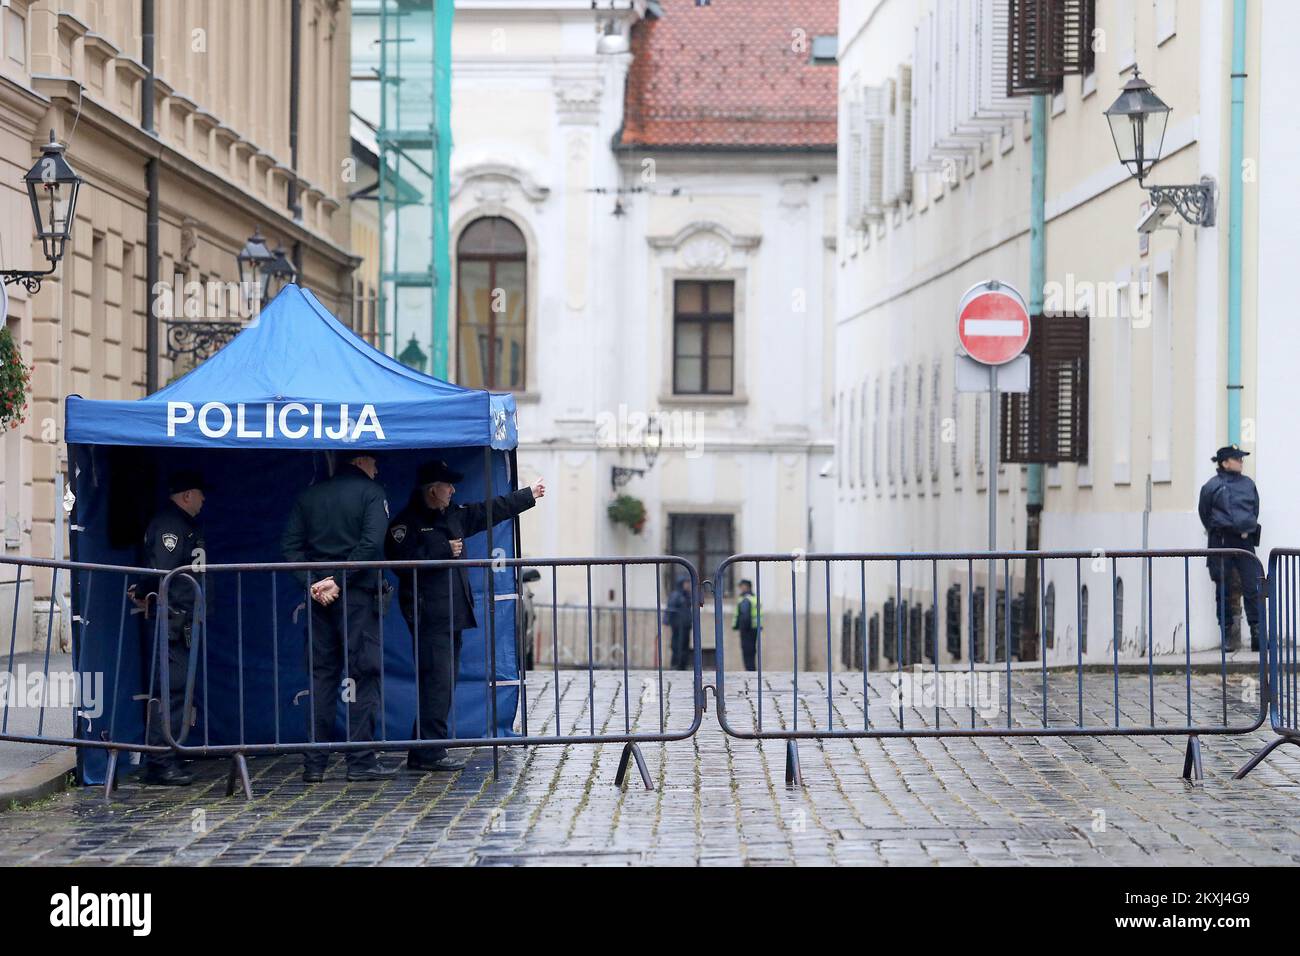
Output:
[
  {"xmin": 834, "ymin": 0, "xmax": 1273, "ymax": 667},
  {"xmin": 445, "ymin": 0, "xmax": 838, "ymax": 666}
]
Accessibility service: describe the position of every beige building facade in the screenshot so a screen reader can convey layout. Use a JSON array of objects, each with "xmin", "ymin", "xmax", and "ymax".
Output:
[{"xmin": 1, "ymin": 0, "xmax": 355, "ymax": 652}]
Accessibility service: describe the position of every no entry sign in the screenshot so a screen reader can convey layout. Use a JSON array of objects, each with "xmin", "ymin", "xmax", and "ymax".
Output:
[{"xmin": 957, "ymin": 280, "xmax": 1030, "ymax": 365}]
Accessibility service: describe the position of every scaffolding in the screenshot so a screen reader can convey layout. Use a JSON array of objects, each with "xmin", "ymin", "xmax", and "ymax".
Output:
[{"xmin": 354, "ymin": 0, "xmax": 452, "ymax": 376}]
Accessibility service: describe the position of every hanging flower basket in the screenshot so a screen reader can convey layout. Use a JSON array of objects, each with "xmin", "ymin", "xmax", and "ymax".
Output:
[
  {"xmin": 0, "ymin": 326, "xmax": 31, "ymax": 432},
  {"xmin": 607, "ymin": 494, "xmax": 647, "ymax": 535}
]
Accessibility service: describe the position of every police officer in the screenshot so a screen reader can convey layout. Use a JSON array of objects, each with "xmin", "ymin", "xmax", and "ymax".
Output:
[
  {"xmin": 127, "ymin": 469, "xmax": 206, "ymax": 786},
  {"xmin": 1198, "ymin": 444, "xmax": 1263, "ymax": 652},
  {"xmin": 732, "ymin": 578, "xmax": 760, "ymax": 671},
  {"xmin": 386, "ymin": 459, "xmax": 544, "ymax": 772},
  {"xmin": 281, "ymin": 451, "xmax": 395, "ymax": 783},
  {"xmin": 664, "ymin": 577, "xmax": 693, "ymax": 671}
]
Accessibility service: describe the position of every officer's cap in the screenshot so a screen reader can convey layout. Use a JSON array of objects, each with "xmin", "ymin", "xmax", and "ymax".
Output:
[
  {"xmin": 417, "ymin": 459, "xmax": 465, "ymax": 486},
  {"xmin": 167, "ymin": 469, "xmax": 206, "ymax": 495},
  {"xmin": 738, "ymin": 578, "xmax": 753, "ymax": 588},
  {"xmin": 1212, "ymin": 444, "xmax": 1250, "ymax": 463}
]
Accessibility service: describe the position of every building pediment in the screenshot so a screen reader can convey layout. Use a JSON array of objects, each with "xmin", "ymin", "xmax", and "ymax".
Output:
[{"xmin": 450, "ymin": 161, "xmax": 551, "ymax": 204}]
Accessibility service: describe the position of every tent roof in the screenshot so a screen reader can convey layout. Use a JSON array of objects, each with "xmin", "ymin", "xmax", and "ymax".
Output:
[{"xmin": 65, "ymin": 284, "xmax": 517, "ymax": 450}]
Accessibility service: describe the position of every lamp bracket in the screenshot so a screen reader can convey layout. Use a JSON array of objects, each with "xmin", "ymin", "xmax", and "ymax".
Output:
[
  {"xmin": 1146, "ymin": 177, "xmax": 1216, "ymax": 227},
  {"xmin": 163, "ymin": 319, "xmax": 246, "ymax": 361},
  {"xmin": 2, "ymin": 265, "xmax": 58, "ymax": 295}
]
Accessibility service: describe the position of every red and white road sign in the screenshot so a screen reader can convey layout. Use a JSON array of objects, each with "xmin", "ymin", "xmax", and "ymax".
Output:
[{"xmin": 956, "ymin": 281, "xmax": 1030, "ymax": 366}]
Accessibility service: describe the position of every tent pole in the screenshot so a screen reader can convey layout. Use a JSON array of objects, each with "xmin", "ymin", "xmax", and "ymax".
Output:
[
  {"xmin": 483, "ymin": 445, "xmax": 498, "ymax": 781},
  {"xmin": 510, "ymin": 448, "xmax": 527, "ymax": 737}
]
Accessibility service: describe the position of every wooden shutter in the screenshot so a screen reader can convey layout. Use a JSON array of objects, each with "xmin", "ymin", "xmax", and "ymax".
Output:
[{"xmin": 1001, "ymin": 312, "xmax": 1090, "ymax": 463}]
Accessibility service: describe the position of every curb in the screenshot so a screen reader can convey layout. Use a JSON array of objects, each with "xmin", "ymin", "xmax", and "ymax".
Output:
[{"xmin": 0, "ymin": 751, "xmax": 76, "ymax": 810}]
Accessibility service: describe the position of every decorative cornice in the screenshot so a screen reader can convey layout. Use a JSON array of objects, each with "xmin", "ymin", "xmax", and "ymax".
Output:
[
  {"xmin": 450, "ymin": 161, "xmax": 550, "ymax": 203},
  {"xmin": 114, "ymin": 56, "xmax": 148, "ymax": 81},
  {"xmin": 552, "ymin": 75, "xmax": 604, "ymax": 125},
  {"xmin": 0, "ymin": 75, "xmax": 51, "ymax": 129},
  {"xmin": 81, "ymin": 33, "xmax": 121, "ymax": 61},
  {"xmin": 647, "ymin": 220, "xmax": 762, "ymax": 252},
  {"xmin": 31, "ymin": 78, "xmax": 357, "ymax": 269},
  {"xmin": 55, "ymin": 13, "xmax": 90, "ymax": 41}
]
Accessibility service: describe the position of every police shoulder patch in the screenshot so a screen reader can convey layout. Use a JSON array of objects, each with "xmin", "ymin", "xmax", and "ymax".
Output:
[
  {"xmin": 391, "ymin": 525, "xmax": 406, "ymax": 544},
  {"xmin": 161, "ymin": 533, "xmax": 179, "ymax": 552}
]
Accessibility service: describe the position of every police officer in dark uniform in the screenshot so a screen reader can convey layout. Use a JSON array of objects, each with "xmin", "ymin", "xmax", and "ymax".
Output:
[
  {"xmin": 127, "ymin": 469, "xmax": 206, "ymax": 786},
  {"xmin": 1198, "ymin": 444, "xmax": 1262, "ymax": 652},
  {"xmin": 281, "ymin": 451, "xmax": 396, "ymax": 783},
  {"xmin": 385, "ymin": 459, "xmax": 545, "ymax": 772}
]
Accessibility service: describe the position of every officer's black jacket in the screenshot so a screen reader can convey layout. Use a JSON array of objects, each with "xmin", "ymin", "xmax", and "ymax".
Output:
[
  {"xmin": 385, "ymin": 486, "xmax": 536, "ymax": 632},
  {"xmin": 134, "ymin": 500, "xmax": 205, "ymax": 611},
  {"xmin": 1198, "ymin": 470, "xmax": 1260, "ymax": 538},
  {"xmin": 281, "ymin": 463, "xmax": 389, "ymax": 592}
]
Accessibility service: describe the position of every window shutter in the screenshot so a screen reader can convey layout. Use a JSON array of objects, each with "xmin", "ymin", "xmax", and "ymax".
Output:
[
  {"xmin": 1007, "ymin": 0, "xmax": 1093, "ymax": 97},
  {"xmin": 1001, "ymin": 312, "xmax": 1090, "ymax": 462},
  {"xmin": 894, "ymin": 64, "xmax": 913, "ymax": 202},
  {"xmin": 846, "ymin": 96, "xmax": 865, "ymax": 229},
  {"xmin": 862, "ymin": 85, "xmax": 888, "ymax": 221}
]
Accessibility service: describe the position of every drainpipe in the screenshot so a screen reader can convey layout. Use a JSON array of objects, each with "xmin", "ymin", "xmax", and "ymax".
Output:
[
  {"xmin": 289, "ymin": 0, "xmax": 304, "ymax": 278},
  {"xmin": 1227, "ymin": 0, "xmax": 1246, "ymax": 444},
  {"xmin": 1022, "ymin": 92, "xmax": 1047, "ymax": 660},
  {"xmin": 142, "ymin": 0, "xmax": 159, "ymax": 393}
]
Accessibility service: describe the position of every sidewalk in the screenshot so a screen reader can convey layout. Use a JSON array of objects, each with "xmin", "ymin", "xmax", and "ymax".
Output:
[{"xmin": 0, "ymin": 652, "xmax": 76, "ymax": 808}]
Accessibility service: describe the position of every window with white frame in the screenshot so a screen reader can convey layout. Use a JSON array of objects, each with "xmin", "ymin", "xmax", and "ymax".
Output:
[
  {"xmin": 930, "ymin": 361, "xmax": 942, "ymax": 484},
  {"xmin": 872, "ymin": 378, "xmax": 882, "ymax": 491},
  {"xmin": 1113, "ymin": 271, "xmax": 1133, "ymax": 485},
  {"xmin": 1151, "ymin": 263, "xmax": 1173, "ymax": 482},
  {"xmin": 887, "ymin": 370, "xmax": 898, "ymax": 489},
  {"xmin": 913, "ymin": 363, "xmax": 924, "ymax": 484}
]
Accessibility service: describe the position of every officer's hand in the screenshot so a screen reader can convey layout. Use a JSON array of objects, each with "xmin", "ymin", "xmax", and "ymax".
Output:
[
  {"xmin": 530, "ymin": 477, "xmax": 546, "ymax": 500},
  {"xmin": 311, "ymin": 578, "xmax": 340, "ymax": 606},
  {"xmin": 127, "ymin": 586, "xmax": 147, "ymax": 610},
  {"xmin": 450, "ymin": 538, "xmax": 464, "ymax": 558}
]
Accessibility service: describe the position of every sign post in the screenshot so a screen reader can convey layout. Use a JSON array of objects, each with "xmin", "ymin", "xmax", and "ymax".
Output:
[{"xmin": 956, "ymin": 280, "xmax": 1031, "ymax": 665}]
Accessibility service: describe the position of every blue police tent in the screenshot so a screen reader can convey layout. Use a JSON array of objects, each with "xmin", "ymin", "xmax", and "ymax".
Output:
[{"xmin": 64, "ymin": 284, "xmax": 523, "ymax": 785}]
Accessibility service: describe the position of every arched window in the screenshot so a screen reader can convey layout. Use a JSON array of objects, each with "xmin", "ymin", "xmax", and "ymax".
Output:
[{"xmin": 456, "ymin": 217, "xmax": 527, "ymax": 391}]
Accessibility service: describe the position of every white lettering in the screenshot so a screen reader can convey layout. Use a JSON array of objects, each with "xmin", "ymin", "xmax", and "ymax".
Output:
[
  {"xmin": 325, "ymin": 404, "xmax": 350, "ymax": 440},
  {"xmin": 278, "ymin": 402, "xmax": 309, "ymax": 439},
  {"xmin": 167, "ymin": 402, "xmax": 195, "ymax": 436},
  {"xmin": 235, "ymin": 403, "xmax": 262, "ymax": 439},
  {"xmin": 50, "ymin": 886, "xmax": 151, "ymax": 937},
  {"xmin": 198, "ymin": 401, "xmax": 233, "ymax": 438},
  {"xmin": 351, "ymin": 404, "xmax": 385, "ymax": 440}
]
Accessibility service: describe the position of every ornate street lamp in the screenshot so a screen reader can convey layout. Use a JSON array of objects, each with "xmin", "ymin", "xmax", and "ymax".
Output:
[
  {"xmin": 2, "ymin": 131, "xmax": 83, "ymax": 294},
  {"xmin": 166, "ymin": 227, "xmax": 287, "ymax": 363},
  {"xmin": 235, "ymin": 226, "xmax": 274, "ymax": 308},
  {"xmin": 264, "ymin": 243, "xmax": 298, "ymax": 299},
  {"xmin": 1104, "ymin": 67, "xmax": 1215, "ymax": 226},
  {"xmin": 611, "ymin": 412, "xmax": 664, "ymax": 490}
]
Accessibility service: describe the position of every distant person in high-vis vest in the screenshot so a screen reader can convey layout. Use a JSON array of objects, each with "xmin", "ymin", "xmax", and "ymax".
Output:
[{"xmin": 733, "ymin": 578, "xmax": 761, "ymax": 671}]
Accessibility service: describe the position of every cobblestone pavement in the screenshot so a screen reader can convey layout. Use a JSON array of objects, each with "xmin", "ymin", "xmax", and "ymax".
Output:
[{"xmin": 1, "ymin": 669, "xmax": 1299, "ymax": 866}]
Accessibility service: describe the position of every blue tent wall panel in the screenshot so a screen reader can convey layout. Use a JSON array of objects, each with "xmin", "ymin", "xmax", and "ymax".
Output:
[{"xmin": 66, "ymin": 286, "xmax": 522, "ymax": 787}]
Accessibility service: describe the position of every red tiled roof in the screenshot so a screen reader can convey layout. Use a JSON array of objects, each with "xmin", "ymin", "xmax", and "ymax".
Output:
[{"xmin": 619, "ymin": 0, "xmax": 839, "ymax": 150}]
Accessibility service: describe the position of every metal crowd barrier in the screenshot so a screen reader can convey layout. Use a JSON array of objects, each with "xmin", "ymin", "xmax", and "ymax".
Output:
[
  {"xmin": 712, "ymin": 550, "xmax": 1268, "ymax": 785},
  {"xmin": 1235, "ymin": 548, "xmax": 1300, "ymax": 778},
  {"xmin": 1, "ymin": 556, "xmax": 172, "ymax": 765},
  {"xmin": 154, "ymin": 555, "xmax": 704, "ymax": 799}
]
